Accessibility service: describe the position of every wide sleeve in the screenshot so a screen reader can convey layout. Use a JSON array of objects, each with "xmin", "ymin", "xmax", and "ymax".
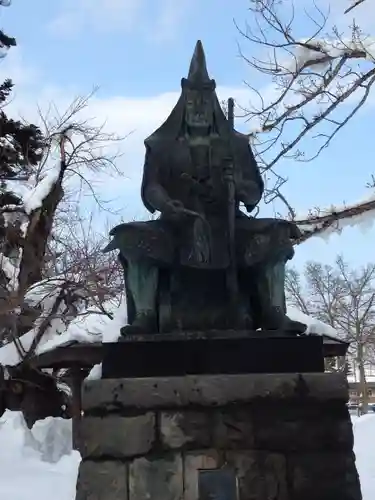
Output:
[
  {"xmin": 141, "ymin": 143, "xmax": 171, "ymax": 214},
  {"xmin": 236, "ymin": 134, "xmax": 264, "ymax": 212}
]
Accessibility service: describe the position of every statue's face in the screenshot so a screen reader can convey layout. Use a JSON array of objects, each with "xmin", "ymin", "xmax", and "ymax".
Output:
[{"xmin": 185, "ymin": 89, "xmax": 213, "ymax": 128}]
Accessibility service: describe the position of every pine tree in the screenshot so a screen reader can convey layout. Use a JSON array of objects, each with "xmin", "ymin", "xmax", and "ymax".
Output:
[
  {"xmin": 0, "ymin": 1, "xmax": 44, "ymax": 204},
  {"xmin": 0, "ymin": 0, "xmax": 44, "ymax": 335}
]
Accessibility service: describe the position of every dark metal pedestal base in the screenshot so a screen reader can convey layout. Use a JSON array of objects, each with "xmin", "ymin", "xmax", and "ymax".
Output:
[{"xmin": 101, "ymin": 331, "xmax": 324, "ymax": 378}]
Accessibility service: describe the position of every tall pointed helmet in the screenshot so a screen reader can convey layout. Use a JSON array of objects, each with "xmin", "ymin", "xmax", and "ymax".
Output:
[
  {"xmin": 143, "ymin": 39, "xmax": 225, "ymax": 152},
  {"xmin": 181, "ymin": 40, "xmax": 216, "ymax": 90}
]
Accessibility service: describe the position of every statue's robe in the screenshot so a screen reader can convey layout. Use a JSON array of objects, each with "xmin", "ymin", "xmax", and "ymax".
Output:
[{"xmin": 107, "ymin": 131, "xmax": 300, "ymax": 269}]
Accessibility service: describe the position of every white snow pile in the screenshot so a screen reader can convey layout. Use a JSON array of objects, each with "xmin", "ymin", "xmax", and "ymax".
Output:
[
  {"xmin": 352, "ymin": 414, "xmax": 375, "ymax": 500},
  {"xmin": 23, "ymin": 164, "xmax": 61, "ymax": 215},
  {"xmin": 0, "ymin": 292, "xmax": 127, "ymax": 367},
  {"xmin": 86, "ymin": 362, "xmax": 102, "ymax": 380},
  {"xmin": 0, "ymin": 410, "xmax": 373, "ymax": 500},
  {"xmin": 290, "ymin": 37, "xmax": 375, "ymax": 73},
  {"xmin": 0, "ymin": 410, "xmax": 74, "ymax": 463},
  {"xmin": 287, "ymin": 306, "xmax": 339, "ymax": 339},
  {"xmin": 0, "ymin": 410, "xmax": 81, "ymax": 500}
]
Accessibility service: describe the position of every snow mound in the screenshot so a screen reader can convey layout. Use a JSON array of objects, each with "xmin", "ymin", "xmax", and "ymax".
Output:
[
  {"xmin": 0, "ymin": 410, "xmax": 81, "ymax": 500},
  {"xmin": 353, "ymin": 414, "xmax": 375, "ymax": 500},
  {"xmin": 287, "ymin": 306, "xmax": 339, "ymax": 339},
  {"xmin": 32, "ymin": 416, "xmax": 73, "ymax": 464},
  {"xmin": 0, "ymin": 410, "xmax": 74, "ymax": 463},
  {"xmin": 86, "ymin": 362, "xmax": 102, "ymax": 380},
  {"xmin": 0, "ymin": 410, "xmax": 41, "ymax": 459}
]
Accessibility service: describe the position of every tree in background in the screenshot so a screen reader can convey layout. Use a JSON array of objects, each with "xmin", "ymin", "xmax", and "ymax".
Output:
[
  {"xmin": 237, "ymin": 0, "xmax": 375, "ymax": 238},
  {"xmin": 0, "ymin": 91, "xmax": 125, "ymax": 425},
  {"xmin": 0, "ymin": 0, "xmax": 44, "ymax": 301},
  {"xmin": 0, "ymin": 1, "xmax": 125, "ymax": 424},
  {"xmin": 286, "ymin": 257, "xmax": 375, "ymax": 413}
]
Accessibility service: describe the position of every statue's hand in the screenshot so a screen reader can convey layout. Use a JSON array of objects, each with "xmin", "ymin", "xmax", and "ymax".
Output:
[
  {"xmin": 164, "ymin": 199, "xmax": 188, "ymax": 218},
  {"xmin": 167, "ymin": 199, "xmax": 184, "ymax": 211}
]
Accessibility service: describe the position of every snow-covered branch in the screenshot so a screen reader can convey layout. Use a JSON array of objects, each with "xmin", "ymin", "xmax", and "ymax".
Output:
[
  {"xmin": 236, "ymin": 0, "xmax": 375, "ymax": 212},
  {"xmin": 345, "ymin": 0, "xmax": 367, "ymax": 15},
  {"xmin": 0, "ymin": 93, "xmax": 124, "ymax": 357},
  {"xmin": 294, "ymin": 192, "xmax": 375, "ymax": 243},
  {"xmin": 239, "ymin": 0, "xmax": 375, "ymax": 166}
]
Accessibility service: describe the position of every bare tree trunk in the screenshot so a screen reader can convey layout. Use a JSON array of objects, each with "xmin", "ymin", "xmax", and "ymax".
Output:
[{"xmin": 358, "ymin": 344, "xmax": 368, "ymax": 415}]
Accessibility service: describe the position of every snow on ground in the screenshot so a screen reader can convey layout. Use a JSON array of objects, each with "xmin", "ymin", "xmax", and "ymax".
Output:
[
  {"xmin": 352, "ymin": 414, "xmax": 375, "ymax": 500},
  {"xmin": 0, "ymin": 411, "xmax": 80, "ymax": 500},
  {"xmin": 347, "ymin": 372, "xmax": 375, "ymax": 384},
  {"xmin": 0, "ymin": 410, "xmax": 373, "ymax": 499}
]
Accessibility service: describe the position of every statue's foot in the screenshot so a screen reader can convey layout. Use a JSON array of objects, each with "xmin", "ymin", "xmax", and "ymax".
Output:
[
  {"xmin": 284, "ymin": 316, "xmax": 307, "ymax": 334},
  {"xmin": 261, "ymin": 307, "xmax": 307, "ymax": 335},
  {"xmin": 120, "ymin": 311, "xmax": 157, "ymax": 337}
]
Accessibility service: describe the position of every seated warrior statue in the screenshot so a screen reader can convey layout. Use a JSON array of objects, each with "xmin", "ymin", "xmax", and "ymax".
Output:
[{"xmin": 104, "ymin": 40, "xmax": 305, "ymax": 335}]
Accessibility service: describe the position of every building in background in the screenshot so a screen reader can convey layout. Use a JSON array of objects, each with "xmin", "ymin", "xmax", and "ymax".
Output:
[{"xmin": 347, "ymin": 363, "xmax": 375, "ymax": 406}]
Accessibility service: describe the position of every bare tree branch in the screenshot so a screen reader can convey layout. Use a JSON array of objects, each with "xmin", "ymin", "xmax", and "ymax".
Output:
[
  {"xmin": 345, "ymin": 0, "xmax": 367, "ymax": 15},
  {"xmin": 237, "ymin": 0, "xmax": 375, "ymax": 216},
  {"xmin": 294, "ymin": 196, "xmax": 375, "ymax": 243},
  {"xmin": 0, "ymin": 92, "xmax": 125, "ymax": 358}
]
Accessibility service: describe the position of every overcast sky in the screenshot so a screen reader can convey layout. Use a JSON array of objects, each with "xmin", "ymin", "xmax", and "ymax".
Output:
[{"xmin": 1, "ymin": 0, "xmax": 374, "ymax": 270}]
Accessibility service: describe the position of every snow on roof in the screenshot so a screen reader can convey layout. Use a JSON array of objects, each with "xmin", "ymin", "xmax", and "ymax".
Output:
[
  {"xmin": 287, "ymin": 306, "xmax": 340, "ymax": 340},
  {"xmin": 0, "ymin": 297, "xmax": 126, "ymax": 367}
]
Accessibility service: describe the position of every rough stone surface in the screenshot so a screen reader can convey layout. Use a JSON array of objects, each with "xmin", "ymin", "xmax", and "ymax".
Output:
[
  {"xmin": 129, "ymin": 454, "xmax": 183, "ymax": 500},
  {"xmin": 183, "ymin": 450, "xmax": 221, "ymax": 500},
  {"xmin": 160, "ymin": 411, "xmax": 211, "ymax": 449},
  {"xmin": 80, "ymin": 414, "xmax": 155, "ymax": 459},
  {"xmin": 76, "ymin": 460, "xmax": 128, "ymax": 500},
  {"xmin": 251, "ymin": 405, "xmax": 354, "ymax": 451},
  {"xmin": 289, "ymin": 452, "xmax": 362, "ymax": 500},
  {"xmin": 212, "ymin": 407, "xmax": 254, "ymax": 449},
  {"xmin": 225, "ymin": 451, "xmax": 288, "ymax": 500},
  {"xmin": 82, "ymin": 373, "xmax": 348, "ymax": 412},
  {"xmin": 76, "ymin": 373, "xmax": 360, "ymax": 500}
]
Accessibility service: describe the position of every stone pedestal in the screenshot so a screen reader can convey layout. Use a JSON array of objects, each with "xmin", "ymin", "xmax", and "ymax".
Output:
[{"xmin": 75, "ymin": 373, "xmax": 362, "ymax": 500}]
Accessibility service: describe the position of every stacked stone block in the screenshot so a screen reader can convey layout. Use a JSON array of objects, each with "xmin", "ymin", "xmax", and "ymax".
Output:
[{"xmin": 76, "ymin": 373, "xmax": 362, "ymax": 500}]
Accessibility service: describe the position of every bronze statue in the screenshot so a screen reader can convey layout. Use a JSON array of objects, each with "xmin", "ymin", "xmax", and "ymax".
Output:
[{"xmin": 104, "ymin": 40, "xmax": 305, "ymax": 336}]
